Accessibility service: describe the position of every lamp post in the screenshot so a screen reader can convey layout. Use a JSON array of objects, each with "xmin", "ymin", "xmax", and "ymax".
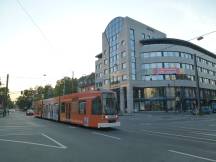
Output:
[
  {"xmin": 193, "ymin": 54, "xmax": 201, "ymax": 114},
  {"xmin": 191, "ymin": 30, "xmax": 216, "ymax": 114}
]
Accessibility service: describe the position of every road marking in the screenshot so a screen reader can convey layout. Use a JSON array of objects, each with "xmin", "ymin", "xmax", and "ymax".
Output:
[
  {"xmin": 0, "ymin": 126, "xmax": 28, "ymax": 128},
  {"xmin": 168, "ymin": 150, "xmax": 216, "ymax": 162},
  {"xmin": 0, "ymin": 133, "xmax": 38, "ymax": 137},
  {"xmin": 179, "ymin": 127, "xmax": 216, "ymax": 132},
  {"xmin": 41, "ymin": 133, "xmax": 67, "ymax": 149},
  {"xmin": 68, "ymin": 126, "xmax": 76, "ymax": 128},
  {"xmin": 209, "ymin": 124, "xmax": 216, "ymax": 127},
  {"xmin": 140, "ymin": 123, "xmax": 152, "ymax": 126},
  {"xmin": 0, "ymin": 138, "xmax": 66, "ymax": 149},
  {"xmin": 141, "ymin": 129, "xmax": 216, "ymax": 143},
  {"xmin": 192, "ymin": 132, "xmax": 216, "ymax": 137},
  {"xmin": 92, "ymin": 132, "xmax": 121, "ymax": 140}
]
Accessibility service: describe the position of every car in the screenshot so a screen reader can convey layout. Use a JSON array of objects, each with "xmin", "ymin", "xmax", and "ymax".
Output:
[
  {"xmin": 201, "ymin": 106, "xmax": 212, "ymax": 114},
  {"xmin": 9, "ymin": 109, "xmax": 16, "ymax": 113},
  {"xmin": 211, "ymin": 103, "xmax": 216, "ymax": 113},
  {"xmin": 26, "ymin": 109, "xmax": 34, "ymax": 116}
]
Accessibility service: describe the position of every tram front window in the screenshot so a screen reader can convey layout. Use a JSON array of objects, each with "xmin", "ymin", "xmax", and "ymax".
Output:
[{"xmin": 102, "ymin": 93, "xmax": 117, "ymax": 115}]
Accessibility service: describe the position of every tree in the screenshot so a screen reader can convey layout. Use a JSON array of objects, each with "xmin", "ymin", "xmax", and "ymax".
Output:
[
  {"xmin": 16, "ymin": 88, "xmax": 35, "ymax": 110},
  {"xmin": 16, "ymin": 76, "xmax": 79, "ymax": 109},
  {"xmin": 0, "ymin": 87, "xmax": 13, "ymax": 109},
  {"xmin": 54, "ymin": 77, "xmax": 78, "ymax": 96},
  {"xmin": 44, "ymin": 85, "xmax": 54, "ymax": 99}
]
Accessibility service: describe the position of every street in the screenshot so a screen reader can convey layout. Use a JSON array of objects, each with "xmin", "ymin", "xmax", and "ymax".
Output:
[{"xmin": 1, "ymin": 111, "xmax": 216, "ymax": 162}]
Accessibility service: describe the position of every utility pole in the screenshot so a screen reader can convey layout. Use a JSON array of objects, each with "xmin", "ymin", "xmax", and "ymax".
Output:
[
  {"xmin": 71, "ymin": 71, "xmax": 74, "ymax": 93},
  {"xmin": 63, "ymin": 78, "xmax": 65, "ymax": 95},
  {"xmin": 4, "ymin": 74, "xmax": 9, "ymax": 116},
  {"xmin": 193, "ymin": 54, "xmax": 201, "ymax": 114}
]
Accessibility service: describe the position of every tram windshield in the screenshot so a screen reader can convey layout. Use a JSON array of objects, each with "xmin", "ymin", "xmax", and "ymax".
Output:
[{"xmin": 102, "ymin": 93, "xmax": 117, "ymax": 115}]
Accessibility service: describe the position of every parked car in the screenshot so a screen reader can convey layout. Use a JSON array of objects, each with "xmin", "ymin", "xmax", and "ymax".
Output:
[
  {"xmin": 26, "ymin": 109, "xmax": 34, "ymax": 116},
  {"xmin": 201, "ymin": 106, "xmax": 212, "ymax": 114},
  {"xmin": 211, "ymin": 103, "xmax": 216, "ymax": 113},
  {"xmin": 9, "ymin": 109, "xmax": 16, "ymax": 113}
]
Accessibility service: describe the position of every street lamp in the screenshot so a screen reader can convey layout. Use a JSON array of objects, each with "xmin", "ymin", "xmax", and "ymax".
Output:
[
  {"xmin": 193, "ymin": 54, "xmax": 201, "ymax": 114},
  {"xmin": 191, "ymin": 30, "xmax": 216, "ymax": 114},
  {"xmin": 188, "ymin": 30, "xmax": 216, "ymax": 42}
]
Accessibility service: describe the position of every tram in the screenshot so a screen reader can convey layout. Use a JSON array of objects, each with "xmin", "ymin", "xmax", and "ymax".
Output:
[{"xmin": 33, "ymin": 89, "xmax": 120, "ymax": 128}]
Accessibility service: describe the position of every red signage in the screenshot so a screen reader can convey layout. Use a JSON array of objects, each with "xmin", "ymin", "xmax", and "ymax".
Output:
[{"xmin": 153, "ymin": 68, "xmax": 182, "ymax": 75}]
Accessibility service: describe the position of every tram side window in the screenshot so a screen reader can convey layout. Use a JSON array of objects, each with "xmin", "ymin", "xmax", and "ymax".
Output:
[
  {"xmin": 79, "ymin": 101, "xmax": 86, "ymax": 114},
  {"xmin": 61, "ymin": 103, "xmax": 65, "ymax": 113},
  {"xmin": 92, "ymin": 97, "xmax": 102, "ymax": 115}
]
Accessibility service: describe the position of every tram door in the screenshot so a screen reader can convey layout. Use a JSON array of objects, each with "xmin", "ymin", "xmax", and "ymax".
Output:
[{"xmin": 66, "ymin": 103, "xmax": 71, "ymax": 120}]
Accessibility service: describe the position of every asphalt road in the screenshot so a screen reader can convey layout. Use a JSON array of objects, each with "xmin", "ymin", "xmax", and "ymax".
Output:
[{"xmin": 1, "ymin": 111, "xmax": 216, "ymax": 162}]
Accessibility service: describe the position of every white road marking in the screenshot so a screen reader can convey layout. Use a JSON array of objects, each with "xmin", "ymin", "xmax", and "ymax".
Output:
[
  {"xmin": 0, "ymin": 126, "xmax": 28, "ymax": 128},
  {"xmin": 140, "ymin": 123, "xmax": 152, "ymax": 126},
  {"xmin": 141, "ymin": 129, "xmax": 216, "ymax": 142},
  {"xmin": 0, "ymin": 133, "xmax": 38, "ymax": 137},
  {"xmin": 68, "ymin": 126, "xmax": 76, "ymax": 128},
  {"xmin": 92, "ymin": 132, "xmax": 121, "ymax": 140},
  {"xmin": 192, "ymin": 132, "xmax": 216, "ymax": 137},
  {"xmin": 0, "ymin": 138, "xmax": 66, "ymax": 149},
  {"xmin": 168, "ymin": 150, "xmax": 216, "ymax": 162},
  {"xmin": 41, "ymin": 133, "xmax": 67, "ymax": 149},
  {"xmin": 209, "ymin": 124, "xmax": 216, "ymax": 127},
  {"xmin": 179, "ymin": 127, "xmax": 216, "ymax": 132}
]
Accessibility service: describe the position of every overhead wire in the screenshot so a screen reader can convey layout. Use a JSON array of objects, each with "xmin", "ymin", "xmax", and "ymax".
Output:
[{"xmin": 16, "ymin": 0, "xmax": 49, "ymax": 42}]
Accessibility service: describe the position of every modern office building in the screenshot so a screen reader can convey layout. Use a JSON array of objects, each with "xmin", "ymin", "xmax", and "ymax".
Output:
[{"xmin": 95, "ymin": 16, "xmax": 216, "ymax": 113}]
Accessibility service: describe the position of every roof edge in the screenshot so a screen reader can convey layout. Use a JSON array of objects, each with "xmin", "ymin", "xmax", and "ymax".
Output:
[{"xmin": 140, "ymin": 38, "xmax": 216, "ymax": 59}]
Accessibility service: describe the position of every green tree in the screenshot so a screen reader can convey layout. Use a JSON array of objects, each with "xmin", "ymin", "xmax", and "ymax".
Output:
[
  {"xmin": 16, "ymin": 88, "xmax": 35, "ymax": 110},
  {"xmin": 44, "ymin": 85, "xmax": 54, "ymax": 99},
  {"xmin": 54, "ymin": 77, "xmax": 78, "ymax": 96},
  {"xmin": 0, "ymin": 87, "xmax": 13, "ymax": 109}
]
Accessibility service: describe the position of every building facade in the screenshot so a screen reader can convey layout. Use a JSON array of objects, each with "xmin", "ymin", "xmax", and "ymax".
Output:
[
  {"xmin": 95, "ymin": 16, "xmax": 216, "ymax": 113},
  {"xmin": 78, "ymin": 73, "xmax": 95, "ymax": 92}
]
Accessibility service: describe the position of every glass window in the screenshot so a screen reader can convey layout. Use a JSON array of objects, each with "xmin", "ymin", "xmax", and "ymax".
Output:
[
  {"xmin": 92, "ymin": 97, "xmax": 102, "ymax": 115},
  {"xmin": 142, "ymin": 33, "xmax": 145, "ymax": 39},
  {"xmin": 141, "ymin": 53, "xmax": 149, "ymax": 59},
  {"xmin": 131, "ymin": 74, "xmax": 136, "ymax": 80},
  {"xmin": 142, "ymin": 75, "xmax": 151, "ymax": 81},
  {"xmin": 121, "ymin": 51, "xmax": 126, "ymax": 58},
  {"xmin": 130, "ymin": 40, "xmax": 135, "ymax": 50},
  {"xmin": 79, "ymin": 101, "xmax": 86, "ymax": 114},
  {"xmin": 104, "ymin": 69, "xmax": 108, "ymax": 75},
  {"xmin": 122, "ymin": 62, "xmax": 127, "ymax": 69},
  {"xmin": 104, "ymin": 50, "xmax": 107, "ymax": 56},
  {"xmin": 142, "ymin": 64, "xmax": 150, "ymax": 69},
  {"xmin": 131, "ymin": 51, "xmax": 135, "ymax": 57},
  {"xmin": 122, "ymin": 75, "xmax": 128, "ymax": 81},
  {"xmin": 164, "ymin": 63, "xmax": 180, "ymax": 68},
  {"xmin": 163, "ymin": 51, "xmax": 179, "ymax": 57},
  {"xmin": 61, "ymin": 103, "xmax": 65, "ymax": 113},
  {"xmin": 121, "ymin": 40, "xmax": 125, "ymax": 46},
  {"xmin": 152, "ymin": 63, "xmax": 163, "ymax": 68},
  {"xmin": 104, "ymin": 59, "xmax": 108, "ymax": 65},
  {"xmin": 104, "ymin": 79, "xmax": 109, "ymax": 85},
  {"xmin": 130, "ymin": 29, "xmax": 135, "ymax": 40},
  {"xmin": 102, "ymin": 93, "xmax": 117, "ymax": 115},
  {"xmin": 131, "ymin": 62, "xmax": 136, "ymax": 70},
  {"xmin": 165, "ymin": 75, "xmax": 176, "ymax": 80},
  {"xmin": 144, "ymin": 88, "xmax": 165, "ymax": 99},
  {"xmin": 152, "ymin": 75, "xmax": 164, "ymax": 80}
]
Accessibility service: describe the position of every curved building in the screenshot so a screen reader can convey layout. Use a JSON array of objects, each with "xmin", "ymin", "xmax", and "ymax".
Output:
[{"xmin": 95, "ymin": 16, "xmax": 216, "ymax": 113}]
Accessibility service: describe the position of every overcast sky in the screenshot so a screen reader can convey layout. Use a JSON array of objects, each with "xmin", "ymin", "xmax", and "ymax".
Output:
[{"xmin": 0, "ymin": 0, "xmax": 216, "ymax": 100}]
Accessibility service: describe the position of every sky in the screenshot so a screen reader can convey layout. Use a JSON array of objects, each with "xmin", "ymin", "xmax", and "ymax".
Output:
[{"xmin": 0, "ymin": 0, "xmax": 216, "ymax": 100}]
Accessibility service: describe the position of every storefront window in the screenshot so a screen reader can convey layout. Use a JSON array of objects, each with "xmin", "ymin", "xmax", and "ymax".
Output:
[{"xmin": 144, "ymin": 88, "xmax": 165, "ymax": 99}]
